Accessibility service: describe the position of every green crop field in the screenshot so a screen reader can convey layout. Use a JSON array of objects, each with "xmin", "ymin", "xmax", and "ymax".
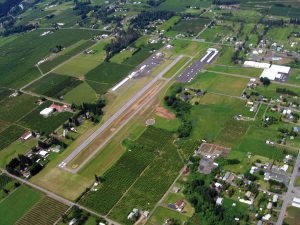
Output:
[
  {"xmin": 85, "ymin": 62, "xmax": 134, "ymax": 93},
  {"xmin": 0, "ymin": 29, "xmax": 103, "ymax": 89},
  {"xmin": 0, "ymin": 125, "xmax": 26, "ymax": 151},
  {"xmin": 18, "ymin": 101, "xmax": 72, "ymax": 135},
  {"xmin": 171, "ymin": 18, "xmax": 211, "ymax": 35},
  {"xmin": 158, "ymin": 16, "xmax": 181, "ymax": 31},
  {"xmin": 64, "ymin": 82, "xmax": 98, "ymax": 104},
  {"xmin": 80, "ymin": 127, "xmax": 174, "ymax": 214},
  {"xmin": 39, "ymin": 40, "xmax": 96, "ymax": 73},
  {"xmin": 109, "ymin": 143, "xmax": 183, "ymax": 224},
  {"xmin": 158, "ymin": 0, "xmax": 211, "ymax": 12},
  {"xmin": 123, "ymin": 43, "xmax": 163, "ymax": 67},
  {"xmin": 15, "ymin": 196, "xmax": 69, "ymax": 225},
  {"xmin": 0, "ymin": 94, "xmax": 38, "ymax": 123},
  {"xmin": 198, "ymin": 25, "xmax": 230, "ymax": 42},
  {"xmin": 0, "ymin": 174, "xmax": 12, "ymax": 189},
  {"xmin": 25, "ymin": 73, "xmax": 82, "ymax": 99},
  {"xmin": 0, "ymin": 185, "xmax": 42, "ymax": 225}
]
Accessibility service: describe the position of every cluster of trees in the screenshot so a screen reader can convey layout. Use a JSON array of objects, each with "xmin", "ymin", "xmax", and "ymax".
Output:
[
  {"xmin": 212, "ymin": 0, "xmax": 240, "ymax": 5},
  {"xmin": 164, "ymin": 85, "xmax": 192, "ymax": 138},
  {"xmin": 6, "ymin": 154, "xmax": 43, "ymax": 177},
  {"xmin": 0, "ymin": 0, "xmax": 22, "ymax": 17},
  {"xmin": 71, "ymin": 99, "xmax": 106, "ymax": 124},
  {"xmin": 260, "ymin": 77, "xmax": 271, "ymax": 86},
  {"xmin": 276, "ymin": 88, "xmax": 298, "ymax": 96},
  {"xmin": 2, "ymin": 23, "xmax": 37, "ymax": 36},
  {"xmin": 130, "ymin": 10, "xmax": 175, "ymax": 29},
  {"xmin": 51, "ymin": 45, "xmax": 64, "ymax": 53},
  {"xmin": 184, "ymin": 172, "xmax": 247, "ymax": 225},
  {"xmin": 147, "ymin": 0, "xmax": 166, "ymax": 7},
  {"xmin": 105, "ymin": 29, "xmax": 139, "ymax": 60},
  {"xmin": 290, "ymin": 18, "xmax": 300, "ymax": 25},
  {"xmin": 73, "ymin": 0, "xmax": 93, "ymax": 20}
]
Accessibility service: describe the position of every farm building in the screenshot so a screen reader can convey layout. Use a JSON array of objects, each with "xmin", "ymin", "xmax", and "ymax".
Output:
[
  {"xmin": 20, "ymin": 131, "xmax": 32, "ymax": 141},
  {"xmin": 40, "ymin": 107, "xmax": 54, "ymax": 117},
  {"xmin": 243, "ymin": 61, "xmax": 290, "ymax": 81}
]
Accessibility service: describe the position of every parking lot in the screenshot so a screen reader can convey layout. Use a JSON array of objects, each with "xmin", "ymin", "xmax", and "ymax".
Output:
[{"xmin": 177, "ymin": 49, "xmax": 218, "ymax": 83}]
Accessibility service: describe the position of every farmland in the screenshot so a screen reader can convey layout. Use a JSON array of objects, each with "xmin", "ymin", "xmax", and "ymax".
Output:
[
  {"xmin": 0, "ymin": 185, "xmax": 42, "ymax": 225},
  {"xmin": 80, "ymin": 127, "xmax": 174, "ymax": 214},
  {"xmin": 15, "ymin": 196, "xmax": 69, "ymax": 225}
]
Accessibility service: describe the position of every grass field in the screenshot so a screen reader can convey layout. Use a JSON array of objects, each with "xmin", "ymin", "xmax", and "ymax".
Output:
[
  {"xmin": 0, "ymin": 29, "xmax": 103, "ymax": 89},
  {"xmin": 15, "ymin": 196, "xmax": 69, "ymax": 225},
  {"xmin": 146, "ymin": 207, "xmax": 189, "ymax": 225},
  {"xmin": 206, "ymin": 64, "xmax": 263, "ymax": 77},
  {"xmin": 25, "ymin": 73, "xmax": 82, "ymax": 98},
  {"xmin": 0, "ymin": 174, "xmax": 12, "ymax": 189},
  {"xmin": 18, "ymin": 101, "xmax": 72, "ymax": 135},
  {"xmin": 64, "ymin": 82, "xmax": 98, "ymax": 104},
  {"xmin": 157, "ymin": 0, "xmax": 211, "ymax": 12},
  {"xmin": 187, "ymin": 71, "xmax": 248, "ymax": 96},
  {"xmin": 284, "ymin": 206, "xmax": 300, "ymax": 225},
  {"xmin": 0, "ymin": 139, "xmax": 37, "ymax": 168},
  {"xmin": 0, "ymin": 185, "xmax": 42, "ymax": 225},
  {"xmin": 158, "ymin": 16, "xmax": 181, "ymax": 32}
]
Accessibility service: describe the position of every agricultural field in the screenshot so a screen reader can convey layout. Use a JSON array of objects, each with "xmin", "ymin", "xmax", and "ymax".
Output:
[
  {"xmin": 0, "ymin": 29, "xmax": 103, "ymax": 88},
  {"xmin": 0, "ymin": 185, "xmax": 43, "ymax": 225},
  {"xmin": 0, "ymin": 125, "xmax": 26, "ymax": 151},
  {"xmin": 18, "ymin": 101, "xmax": 72, "ymax": 135},
  {"xmin": 167, "ymin": 18, "xmax": 211, "ymax": 37},
  {"xmin": 25, "ymin": 73, "xmax": 82, "ymax": 99},
  {"xmin": 146, "ymin": 207, "xmax": 189, "ymax": 225},
  {"xmin": 284, "ymin": 207, "xmax": 300, "ymax": 225},
  {"xmin": 80, "ymin": 127, "xmax": 177, "ymax": 215},
  {"xmin": 15, "ymin": 196, "xmax": 69, "ymax": 225}
]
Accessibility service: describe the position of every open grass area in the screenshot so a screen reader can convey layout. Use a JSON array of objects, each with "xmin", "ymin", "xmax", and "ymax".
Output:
[
  {"xmin": 15, "ymin": 196, "xmax": 69, "ymax": 225},
  {"xmin": 158, "ymin": 16, "xmax": 181, "ymax": 31},
  {"xmin": 157, "ymin": 0, "xmax": 211, "ymax": 12},
  {"xmin": 187, "ymin": 71, "xmax": 248, "ymax": 96},
  {"xmin": 0, "ymin": 139, "xmax": 37, "ymax": 168},
  {"xmin": 214, "ymin": 46, "xmax": 235, "ymax": 66},
  {"xmin": 0, "ymin": 29, "xmax": 102, "ymax": 89},
  {"xmin": 284, "ymin": 206, "xmax": 300, "ymax": 225},
  {"xmin": 18, "ymin": 101, "xmax": 72, "ymax": 135},
  {"xmin": 206, "ymin": 64, "xmax": 263, "ymax": 77},
  {"xmin": 146, "ymin": 207, "xmax": 189, "ymax": 225},
  {"xmin": 25, "ymin": 73, "xmax": 82, "ymax": 99},
  {"xmin": 0, "ymin": 185, "xmax": 43, "ymax": 225}
]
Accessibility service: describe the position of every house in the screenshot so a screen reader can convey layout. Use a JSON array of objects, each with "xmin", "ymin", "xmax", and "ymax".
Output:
[
  {"xmin": 245, "ymin": 191, "xmax": 252, "ymax": 198},
  {"xmin": 216, "ymin": 197, "xmax": 223, "ymax": 205},
  {"xmin": 20, "ymin": 131, "xmax": 32, "ymax": 141},
  {"xmin": 273, "ymin": 195, "xmax": 278, "ymax": 203},
  {"xmin": 40, "ymin": 107, "xmax": 54, "ymax": 117},
  {"xmin": 222, "ymin": 171, "xmax": 231, "ymax": 181},
  {"xmin": 262, "ymin": 214, "xmax": 271, "ymax": 221},
  {"xmin": 49, "ymin": 103, "xmax": 68, "ymax": 112},
  {"xmin": 127, "ymin": 208, "xmax": 139, "ymax": 221},
  {"xmin": 175, "ymin": 200, "xmax": 185, "ymax": 211},
  {"xmin": 38, "ymin": 150, "xmax": 48, "ymax": 158},
  {"xmin": 69, "ymin": 218, "xmax": 77, "ymax": 225},
  {"xmin": 293, "ymin": 127, "xmax": 299, "ymax": 133},
  {"xmin": 267, "ymin": 202, "xmax": 272, "ymax": 210}
]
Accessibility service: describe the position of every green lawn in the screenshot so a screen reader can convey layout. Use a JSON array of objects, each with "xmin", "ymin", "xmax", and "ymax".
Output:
[
  {"xmin": 0, "ymin": 185, "xmax": 43, "ymax": 225},
  {"xmin": 284, "ymin": 207, "xmax": 300, "ymax": 225},
  {"xmin": 146, "ymin": 207, "xmax": 189, "ymax": 225}
]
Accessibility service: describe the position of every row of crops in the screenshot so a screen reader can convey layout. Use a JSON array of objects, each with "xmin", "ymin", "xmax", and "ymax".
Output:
[
  {"xmin": 15, "ymin": 196, "xmax": 69, "ymax": 225},
  {"xmin": 80, "ymin": 127, "xmax": 176, "ymax": 214}
]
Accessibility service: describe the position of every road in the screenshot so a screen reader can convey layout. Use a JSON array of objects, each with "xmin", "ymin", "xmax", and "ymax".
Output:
[
  {"xmin": 276, "ymin": 150, "xmax": 300, "ymax": 225},
  {"xmin": 60, "ymin": 55, "xmax": 187, "ymax": 172},
  {"xmin": 1, "ymin": 169, "xmax": 121, "ymax": 225}
]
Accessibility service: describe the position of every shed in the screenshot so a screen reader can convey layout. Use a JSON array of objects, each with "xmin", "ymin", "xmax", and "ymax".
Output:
[{"xmin": 40, "ymin": 108, "xmax": 54, "ymax": 117}]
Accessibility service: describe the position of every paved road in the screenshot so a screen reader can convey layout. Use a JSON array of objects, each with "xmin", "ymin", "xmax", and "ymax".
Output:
[
  {"xmin": 1, "ymin": 169, "xmax": 121, "ymax": 225},
  {"xmin": 276, "ymin": 150, "xmax": 300, "ymax": 225},
  {"xmin": 60, "ymin": 55, "xmax": 186, "ymax": 172}
]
